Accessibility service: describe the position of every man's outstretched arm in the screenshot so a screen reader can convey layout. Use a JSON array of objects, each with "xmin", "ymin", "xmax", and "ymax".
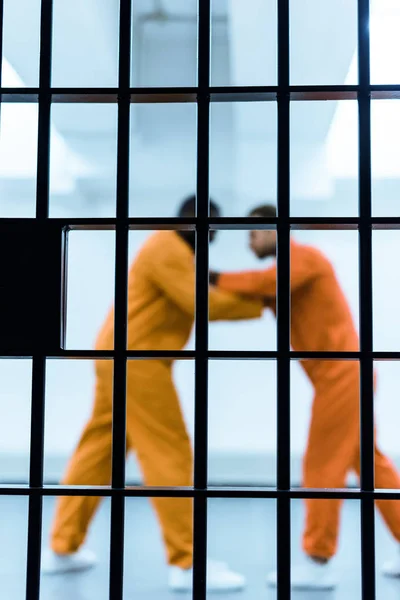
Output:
[{"xmin": 210, "ymin": 247, "xmax": 321, "ymax": 297}]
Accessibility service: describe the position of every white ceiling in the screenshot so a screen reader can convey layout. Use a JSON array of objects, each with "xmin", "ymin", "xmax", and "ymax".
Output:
[{"xmin": 1, "ymin": 0, "xmax": 363, "ymax": 211}]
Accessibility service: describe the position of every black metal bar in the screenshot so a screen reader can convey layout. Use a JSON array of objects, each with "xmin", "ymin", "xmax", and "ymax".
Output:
[
  {"xmin": 1, "ymin": 84, "xmax": 400, "ymax": 104},
  {"xmin": 2, "ymin": 216, "xmax": 400, "ymax": 231},
  {"xmin": 276, "ymin": 0, "xmax": 291, "ymax": 597},
  {"xmin": 2, "ymin": 349, "xmax": 400, "ymax": 361},
  {"xmin": 60, "ymin": 228, "xmax": 69, "ymax": 349},
  {"xmin": 192, "ymin": 1, "xmax": 211, "ymax": 598},
  {"xmin": 0, "ymin": 0, "xmax": 4, "ymax": 90},
  {"xmin": 358, "ymin": 0, "xmax": 375, "ymax": 598},
  {"xmin": 25, "ymin": 0, "xmax": 53, "ymax": 598},
  {"xmin": 108, "ymin": 0, "xmax": 132, "ymax": 598},
  {"xmin": 4, "ymin": 484, "xmax": 400, "ymax": 499}
]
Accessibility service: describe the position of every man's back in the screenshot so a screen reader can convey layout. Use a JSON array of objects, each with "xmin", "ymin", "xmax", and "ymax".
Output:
[
  {"xmin": 96, "ymin": 231, "xmax": 194, "ymax": 352},
  {"xmin": 286, "ymin": 243, "xmax": 359, "ymax": 382},
  {"xmin": 96, "ymin": 230, "xmax": 262, "ymax": 353},
  {"xmin": 217, "ymin": 240, "xmax": 359, "ymax": 383}
]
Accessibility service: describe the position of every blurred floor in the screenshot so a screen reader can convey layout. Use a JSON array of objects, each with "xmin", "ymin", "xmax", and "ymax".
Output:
[{"xmin": 1, "ymin": 494, "xmax": 399, "ymax": 599}]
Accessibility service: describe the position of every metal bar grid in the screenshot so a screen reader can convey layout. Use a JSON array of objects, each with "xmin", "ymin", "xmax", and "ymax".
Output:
[{"xmin": 0, "ymin": 0, "xmax": 391, "ymax": 599}]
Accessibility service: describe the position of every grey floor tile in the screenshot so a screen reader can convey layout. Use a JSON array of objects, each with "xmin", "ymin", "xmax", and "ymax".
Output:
[{"xmin": 0, "ymin": 494, "xmax": 398, "ymax": 599}]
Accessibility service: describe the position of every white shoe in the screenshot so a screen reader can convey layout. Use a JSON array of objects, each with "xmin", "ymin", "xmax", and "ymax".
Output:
[
  {"xmin": 41, "ymin": 548, "xmax": 97, "ymax": 575},
  {"xmin": 168, "ymin": 559, "xmax": 245, "ymax": 592},
  {"xmin": 266, "ymin": 557, "xmax": 337, "ymax": 590},
  {"xmin": 382, "ymin": 547, "xmax": 400, "ymax": 577}
]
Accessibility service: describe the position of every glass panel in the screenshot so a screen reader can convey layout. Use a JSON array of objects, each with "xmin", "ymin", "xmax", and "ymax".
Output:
[
  {"xmin": 125, "ymin": 360, "xmax": 194, "ymax": 487},
  {"xmin": 51, "ymin": 0, "xmax": 119, "ymax": 87},
  {"xmin": 371, "ymin": 100, "xmax": 400, "ymax": 217},
  {"xmin": 0, "ymin": 496, "xmax": 28, "ymax": 599},
  {"xmin": 44, "ymin": 360, "xmax": 113, "ymax": 485},
  {"xmin": 208, "ymin": 229, "xmax": 276, "ymax": 351},
  {"xmin": 124, "ymin": 496, "xmax": 193, "ymax": 597},
  {"xmin": 131, "ymin": 0, "xmax": 197, "ymax": 87},
  {"xmin": 50, "ymin": 104, "xmax": 117, "ymax": 218},
  {"xmin": 0, "ymin": 103, "xmax": 37, "ymax": 218},
  {"xmin": 291, "ymin": 360, "xmax": 360, "ymax": 489},
  {"xmin": 129, "ymin": 103, "xmax": 197, "ymax": 217},
  {"xmin": 208, "ymin": 360, "xmax": 276, "ymax": 486},
  {"xmin": 290, "ymin": 0, "xmax": 357, "ymax": 85},
  {"xmin": 373, "ymin": 231, "xmax": 400, "ymax": 351},
  {"xmin": 211, "ymin": 0, "xmax": 277, "ymax": 86},
  {"xmin": 207, "ymin": 498, "xmax": 276, "ymax": 597},
  {"xmin": 291, "ymin": 101, "xmax": 358, "ymax": 217},
  {"xmin": 210, "ymin": 102, "xmax": 277, "ymax": 217},
  {"xmin": 40, "ymin": 495, "xmax": 111, "ymax": 598},
  {"xmin": 291, "ymin": 499, "xmax": 361, "ymax": 596},
  {"xmin": 65, "ymin": 230, "xmax": 115, "ymax": 351},
  {"xmin": 0, "ymin": 360, "xmax": 32, "ymax": 483},
  {"xmin": 290, "ymin": 230, "xmax": 359, "ymax": 351},
  {"xmin": 374, "ymin": 361, "xmax": 400, "ymax": 598},
  {"xmin": 370, "ymin": 0, "xmax": 400, "ymax": 85},
  {"xmin": 2, "ymin": 0, "xmax": 41, "ymax": 87}
]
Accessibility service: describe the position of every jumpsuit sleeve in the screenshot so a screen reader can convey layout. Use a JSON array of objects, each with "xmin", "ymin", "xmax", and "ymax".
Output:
[
  {"xmin": 217, "ymin": 246, "xmax": 320, "ymax": 298},
  {"xmin": 148, "ymin": 247, "xmax": 263, "ymax": 321}
]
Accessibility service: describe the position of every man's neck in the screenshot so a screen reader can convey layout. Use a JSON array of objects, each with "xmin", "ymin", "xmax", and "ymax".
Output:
[{"xmin": 177, "ymin": 231, "xmax": 196, "ymax": 252}]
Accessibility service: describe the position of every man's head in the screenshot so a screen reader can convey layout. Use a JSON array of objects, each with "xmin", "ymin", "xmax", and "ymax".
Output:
[
  {"xmin": 248, "ymin": 204, "xmax": 277, "ymax": 259},
  {"xmin": 177, "ymin": 195, "xmax": 221, "ymax": 244}
]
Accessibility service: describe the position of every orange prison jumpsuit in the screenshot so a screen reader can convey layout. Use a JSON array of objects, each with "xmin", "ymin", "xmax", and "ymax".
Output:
[
  {"xmin": 50, "ymin": 231, "xmax": 262, "ymax": 567},
  {"xmin": 217, "ymin": 239, "xmax": 400, "ymax": 559}
]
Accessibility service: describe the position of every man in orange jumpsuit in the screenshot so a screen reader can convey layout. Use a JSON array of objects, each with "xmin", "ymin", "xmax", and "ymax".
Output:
[
  {"xmin": 210, "ymin": 203, "xmax": 400, "ymax": 590},
  {"xmin": 41, "ymin": 196, "xmax": 263, "ymax": 592}
]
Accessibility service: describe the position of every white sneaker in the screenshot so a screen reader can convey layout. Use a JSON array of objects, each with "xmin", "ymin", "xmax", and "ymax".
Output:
[
  {"xmin": 266, "ymin": 557, "xmax": 337, "ymax": 590},
  {"xmin": 382, "ymin": 547, "xmax": 400, "ymax": 577},
  {"xmin": 168, "ymin": 559, "xmax": 245, "ymax": 592},
  {"xmin": 41, "ymin": 548, "xmax": 97, "ymax": 575}
]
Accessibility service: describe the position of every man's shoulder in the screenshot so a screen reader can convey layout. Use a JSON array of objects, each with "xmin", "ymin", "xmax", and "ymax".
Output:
[
  {"xmin": 134, "ymin": 231, "xmax": 185, "ymax": 267},
  {"xmin": 292, "ymin": 242, "xmax": 332, "ymax": 271}
]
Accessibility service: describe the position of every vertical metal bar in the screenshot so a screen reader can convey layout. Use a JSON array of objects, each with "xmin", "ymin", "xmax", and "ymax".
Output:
[
  {"xmin": 193, "ymin": 0, "xmax": 211, "ymax": 598},
  {"xmin": 0, "ymin": 0, "xmax": 4, "ymax": 88},
  {"xmin": 276, "ymin": 0, "xmax": 291, "ymax": 597},
  {"xmin": 26, "ymin": 0, "xmax": 53, "ymax": 598},
  {"xmin": 0, "ymin": 0, "xmax": 4, "ymax": 204},
  {"xmin": 60, "ymin": 228, "xmax": 69, "ymax": 350},
  {"xmin": 109, "ymin": 0, "xmax": 131, "ymax": 598},
  {"xmin": 358, "ymin": 0, "xmax": 375, "ymax": 598}
]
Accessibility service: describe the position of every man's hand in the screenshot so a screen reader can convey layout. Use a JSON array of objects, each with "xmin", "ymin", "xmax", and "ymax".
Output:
[
  {"xmin": 209, "ymin": 271, "xmax": 220, "ymax": 286},
  {"xmin": 263, "ymin": 297, "xmax": 275, "ymax": 309}
]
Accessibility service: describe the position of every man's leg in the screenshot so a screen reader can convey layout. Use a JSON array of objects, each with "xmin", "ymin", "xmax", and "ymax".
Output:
[
  {"xmin": 352, "ymin": 440, "xmax": 400, "ymax": 576},
  {"xmin": 126, "ymin": 361, "xmax": 193, "ymax": 569},
  {"xmin": 126, "ymin": 360, "xmax": 245, "ymax": 592},
  {"xmin": 266, "ymin": 368, "xmax": 361, "ymax": 589},
  {"xmin": 50, "ymin": 361, "xmax": 114, "ymax": 555}
]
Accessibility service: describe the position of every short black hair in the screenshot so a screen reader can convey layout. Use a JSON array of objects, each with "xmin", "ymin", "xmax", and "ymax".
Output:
[
  {"xmin": 248, "ymin": 204, "xmax": 277, "ymax": 218},
  {"xmin": 177, "ymin": 195, "xmax": 220, "ymax": 217}
]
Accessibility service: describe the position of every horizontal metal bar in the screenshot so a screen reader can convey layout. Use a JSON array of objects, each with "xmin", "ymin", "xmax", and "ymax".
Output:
[
  {"xmin": 1, "ymin": 485, "xmax": 400, "ymax": 500},
  {"xmin": 2, "ymin": 217, "xmax": 400, "ymax": 231},
  {"xmin": 1, "ymin": 350, "xmax": 400, "ymax": 360},
  {"xmin": 2, "ymin": 85, "xmax": 400, "ymax": 104}
]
